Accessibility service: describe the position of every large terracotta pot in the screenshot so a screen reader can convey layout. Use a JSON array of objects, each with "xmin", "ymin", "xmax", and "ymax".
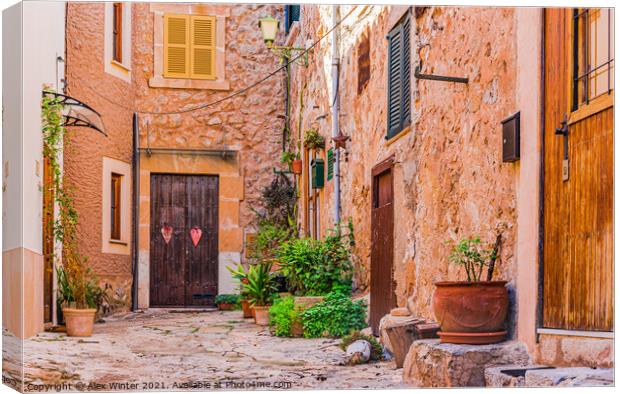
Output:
[
  {"xmin": 63, "ymin": 308, "xmax": 97, "ymax": 337},
  {"xmin": 433, "ymin": 281, "xmax": 508, "ymax": 344},
  {"xmin": 240, "ymin": 299, "xmax": 252, "ymax": 318},
  {"xmin": 291, "ymin": 160, "xmax": 303, "ymax": 175},
  {"xmin": 253, "ymin": 305, "xmax": 270, "ymax": 326}
]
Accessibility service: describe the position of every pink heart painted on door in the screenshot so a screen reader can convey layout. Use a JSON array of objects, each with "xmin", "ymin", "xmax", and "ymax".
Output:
[
  {"xmin": 190, "ymin": 227, "xmax": 202, "ymax": 247},
  {"xmin": 161, "ymin": 225, "xmax": 173, "ymax": 244}
]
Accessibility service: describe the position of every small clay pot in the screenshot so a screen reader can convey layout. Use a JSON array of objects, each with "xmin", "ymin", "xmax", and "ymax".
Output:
[
  {"xmin": 217, "ymin": 303, "xmax": 234, "ymax": 311},
  {"xmin": 63, "ymin": 308, "xmax": 97, "ymax": 337},
  {"xmin": 253, "ymin": 305, "xmax": 270, "ymax": 326},
  {"xmin": 433, "ymin": 281, "xmax": 508, "ymax": 344},
  {"xmin": 240, "ymin": 299, "xmax": 253, "ymax": 318},
  {"xmin": 291, "ymin": 160, "xmax": 303, "ymax": 175}
]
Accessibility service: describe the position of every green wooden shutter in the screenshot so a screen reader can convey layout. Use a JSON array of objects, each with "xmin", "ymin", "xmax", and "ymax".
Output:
[
  {"xmin": 386, "ymin": 12, "xmax": 411, "ymax": 139},
  {"xmin": 327, "ymin": 148, "xmax": 334, "ymax": 180}
]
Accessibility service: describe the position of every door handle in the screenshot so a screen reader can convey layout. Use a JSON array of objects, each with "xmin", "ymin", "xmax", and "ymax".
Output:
[{"xmin": 555, "ymin": 114, "xmax": 568, "ymax": 136}]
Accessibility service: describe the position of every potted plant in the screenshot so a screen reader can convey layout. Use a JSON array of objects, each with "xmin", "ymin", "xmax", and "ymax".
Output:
[
  {"xmin": 245, "ymin": 262, "xmax": 278, "ymax": 326},
  {"xmin": 226, "ymin": 264, "xmax": 253, "ymax": 318},
  {"xmin": 56, "ymin": 262, "xmax": 105, "ymax": 337},
  {"xmin": 215, "ymin": 294, "xmax": 240, "ymax": 311},
  {"xmin": 433, "ymin": 236, "xmax": 507, "ymax": 344},
  {"xmin": 303, "ymin": 127, "xmax": 325, "ymax": 151}
]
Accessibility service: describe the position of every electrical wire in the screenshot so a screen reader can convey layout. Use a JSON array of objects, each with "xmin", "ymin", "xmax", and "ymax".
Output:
[{"xmin": 68, "ymin": 7, "xmax": 356, "ymax": 116}]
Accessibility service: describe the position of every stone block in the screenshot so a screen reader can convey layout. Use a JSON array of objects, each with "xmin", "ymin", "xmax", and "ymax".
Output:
[
  {"xmin": 403, "ymin": 339, "xmax": 530, "ymax": 387},
  {"xmin": 379, "ymin": 314, "xmax": 436, "ymax": 368},
  {"xmin": 525, "ymin": 367, "xmax": 614, "ymax": 387},
  {"xmin": 379, "ymin": 314, "xmax": 423, "ymax": 356},
  {"xmin": 485, "ymin": 364, "xmax": 550, "ymax": 387}
]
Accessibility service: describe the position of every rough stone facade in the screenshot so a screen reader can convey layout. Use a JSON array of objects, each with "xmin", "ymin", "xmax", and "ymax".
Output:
[
  {"xmin": 65, "ymin": 2, "xmax": 286, "ymax": 311},
  {"xmin": 288, "ymin": 5, "xmax": 517, "ymax": 319}
]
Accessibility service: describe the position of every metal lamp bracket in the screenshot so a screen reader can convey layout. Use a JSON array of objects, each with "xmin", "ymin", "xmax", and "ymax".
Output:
[{"xmin": 414, "ymin": 62, "xmax": 469, "ymax": 84}]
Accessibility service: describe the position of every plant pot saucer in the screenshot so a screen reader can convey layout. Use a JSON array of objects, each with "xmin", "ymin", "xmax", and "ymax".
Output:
[{"xmin": 438, "ymin": 330, "xmax": 507, "ymax": 345}]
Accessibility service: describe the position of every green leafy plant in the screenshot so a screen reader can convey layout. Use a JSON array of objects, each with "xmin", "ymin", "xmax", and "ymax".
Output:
[
  {"xmin": 268, "ymin": 296, "xmax": 305, "ymax": 337},
  {"xmin": 214, "ymin": 294, "xmax": 240, "ymax": 306},
  {"xmin": 301, "ymin": 291, "xmax": 367, "ymax": 338},
  {"xmin": 43, "ymin": 89, "xmax": 103, "ymax": 310},
  {"xmin": 250, "ymin": 222, "xmax": 293, "ymax": 261},
  {"xmin": 56, "ymin": 265, "xmax": 106, "ymax": 311},
  {"xmin": 449, "ymin": 236, "xmax": 498, "ymax": 282},
  {"xmin": 226, "ymin": 264, "xmax": 250, "ymax": 299},
  {"xmin": 245, "ymin": 263, "xmax": 278, "ymax": 306},
  {"xmin": 339, "ymin": 331, "xmax": 383, "ymax": 361},
  {"xmin": 280, "ymin": 151, "xmax": 295, "ymax": 166},
  {"xmin": 277, "ymin": 225, "xmax": 353, "ymax": 296},
  {"xmin": 303, "ymin": 127, "xmax": 325, "ymax": 150}
]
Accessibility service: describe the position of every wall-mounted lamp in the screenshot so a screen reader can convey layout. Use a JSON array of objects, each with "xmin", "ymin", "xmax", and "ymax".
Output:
[{"xmin": 258, "ymin": 15, "xmax": 308, "ymax": 66}]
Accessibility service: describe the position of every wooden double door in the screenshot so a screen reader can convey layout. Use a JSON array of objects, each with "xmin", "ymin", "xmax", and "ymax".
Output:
[
  {"xmin": 150, "ymin": 174, "xmax": 219, "ymax": 307},
  {"xmin": 542, "ymin": 8, "xmax": 614, "ymax": 331}
]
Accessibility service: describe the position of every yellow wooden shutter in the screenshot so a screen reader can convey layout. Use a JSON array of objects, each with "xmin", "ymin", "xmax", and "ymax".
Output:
[
  {"xmin": 190, "ymin": 15, "xmax": 216, "ymax": 80},
  {"xmin": 164, "ymin": 14, "xmax": 190, "ymax": 78}
]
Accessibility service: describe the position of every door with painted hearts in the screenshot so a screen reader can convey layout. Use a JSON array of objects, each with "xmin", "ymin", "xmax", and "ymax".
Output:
[{"xmin": 150, "ymin": 174, "xmax": 219, "ymax": 307}]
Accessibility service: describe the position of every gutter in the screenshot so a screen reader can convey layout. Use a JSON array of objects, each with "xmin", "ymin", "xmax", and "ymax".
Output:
[{"xmin": 131, "ymin": 113, "xmax": 140, "ymax": 311}]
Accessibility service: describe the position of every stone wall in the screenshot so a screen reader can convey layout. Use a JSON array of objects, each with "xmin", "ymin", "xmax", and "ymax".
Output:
[
  {"xmin": 65, "ymin": 3, "xmax": 286, "ymax": 310},
  {"xmin": 288, "ymin": 5, "xmax": 518, "ymax": 322}
]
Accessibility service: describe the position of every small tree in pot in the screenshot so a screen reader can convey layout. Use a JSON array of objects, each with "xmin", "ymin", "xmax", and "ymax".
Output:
[
  {"xmin": 245, "ymin": 262, "xmax": 278, "ymax": 326},
  {"xmin": 433, "ymin": 235, "xmax": 506, "ymax": 344}
]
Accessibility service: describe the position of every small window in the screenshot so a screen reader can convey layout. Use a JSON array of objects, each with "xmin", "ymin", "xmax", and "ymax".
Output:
[
  {"xmin": 111, "ymin": 173, "xmax": 122, "ymax": 240},
  {"xmin": 112, "ymin": 3, "xmax": 123, "ymax": 63},
  {"xmin": 572, "ymin": 8, "xmax": 615, "ymax": 110},
  {"xmin": 164, "ymin": 14, "xmax": 216, "ymax": 80},
  {"xmin": 358, "ymin": 32, "xmax": 371, "ymax": 94},
  {"xmin": 285, "ymin": 5, "xmax": 300, "ymax": 33},
  {"xmin": 386, "ymin": 12, "xmax": 411, "ymax": 139}
]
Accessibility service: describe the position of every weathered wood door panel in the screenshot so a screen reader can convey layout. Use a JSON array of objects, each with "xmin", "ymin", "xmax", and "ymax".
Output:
[
  {"xmin": 543, "ymin": 8, "xmax": 614, "ymax": 331},
  {"xmin": 370, "ymin": 158, "xmax": 397, "ymax": 335},
  {"xmin": 150, "ymin": 174, "xmax": 219, "ymax": 307}
]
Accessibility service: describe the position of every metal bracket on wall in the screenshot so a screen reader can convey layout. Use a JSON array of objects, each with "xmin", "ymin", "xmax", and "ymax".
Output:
[{"xmin": 414, "ymin": 65, "xmax": 469, "ymax": 84}]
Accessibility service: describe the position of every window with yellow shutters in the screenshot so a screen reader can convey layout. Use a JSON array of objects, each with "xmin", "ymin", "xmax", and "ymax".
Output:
[{"xmin": 164, "ymin": 14, "xmax": 216, "ymax": 80}]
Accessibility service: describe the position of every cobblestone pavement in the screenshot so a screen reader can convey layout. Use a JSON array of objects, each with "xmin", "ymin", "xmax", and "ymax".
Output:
[{"xmin": 6, "ymin": 309, "xmax": 407, "ymax": 391}]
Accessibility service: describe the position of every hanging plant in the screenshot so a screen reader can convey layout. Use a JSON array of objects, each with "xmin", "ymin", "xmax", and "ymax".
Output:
[{"xmin": 303, "ymin": 127, "xmax": 325, "ymax": 151}]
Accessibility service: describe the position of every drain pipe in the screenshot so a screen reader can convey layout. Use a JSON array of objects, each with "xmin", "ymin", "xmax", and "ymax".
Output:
[
  {"xmin": 130, "ymin": 113, "xmax": 140, "ymax": 311},
  {"xmin": 331, "ymin": 5, "xmax": 341, "ymax": 225}
]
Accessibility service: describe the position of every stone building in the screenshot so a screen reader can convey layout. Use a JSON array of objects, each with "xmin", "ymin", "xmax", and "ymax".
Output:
[
  {"xmin": 61, "ymin": 2, "xmax": 285, "ymax": 314},
  {"xmin": 285, "ymin": 4, "xmax": 613, "ymax": 369}
]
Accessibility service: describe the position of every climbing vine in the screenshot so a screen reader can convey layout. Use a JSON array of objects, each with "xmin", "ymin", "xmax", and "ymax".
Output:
[{"xmin": 42, "ymin": 89, "xmax": 97, "ymax": 309}]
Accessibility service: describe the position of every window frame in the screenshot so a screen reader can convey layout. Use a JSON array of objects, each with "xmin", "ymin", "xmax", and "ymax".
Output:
[{"xmin": 110, "ymin": 173, "xmax": 122, "ymax": 241}]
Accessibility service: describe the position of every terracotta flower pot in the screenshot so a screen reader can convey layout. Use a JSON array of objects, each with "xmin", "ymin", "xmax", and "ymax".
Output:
[
  {"xmin": 218, "ymin": 303, "xmax": 234, "ymax": 311},
  {"xmin": 294, "ymin": 296, "xmax": 324, "ymax": 309},
  {"xmin": 240, "ymin": 299, "xmax": 252, "ymax": 318},
  {"xmin": 290, "ymin": 319, "xmax": 304, "ymax": 337},
  {"xmin": 63, "ymin": 308, "xmax": 97, "ymax": 337},
  {"xmin": 291, "ymin": 160, "xmax": 303, "ymax": 175},
  {"xmin": 253, "ymin": 305, "xmax": 270, "ymax": 326},
  {"xmin": 433, "ymin": 281, "xmax": 508, "ymax": 344}
]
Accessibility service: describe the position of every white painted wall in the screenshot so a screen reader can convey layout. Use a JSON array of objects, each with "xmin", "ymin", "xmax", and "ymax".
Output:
[{"xmin": 2, "ymin": 2, "xmax": 24, "ymax": 252}]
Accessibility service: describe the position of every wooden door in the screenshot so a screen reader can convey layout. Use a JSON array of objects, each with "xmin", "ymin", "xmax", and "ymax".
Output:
[
  {"xmin": 42, "ymin": 156, "xmax": 54, "ymax": 323},
  {"xmin": 150, "ymin": 174, "xmax": 219, "ymax": 307},
  {"xmin": 542, "ymin": 8, "xmax": 614, "ymax": 331},
  {"xmin": 370, "ymin": 158, "xmax": 397, "ymax": 335}
]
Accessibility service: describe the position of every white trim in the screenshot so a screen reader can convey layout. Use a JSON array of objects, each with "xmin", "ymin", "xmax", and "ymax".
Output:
[{"xmin": 537, "ymin": 328, "xmax": 614, "ymax": 339}]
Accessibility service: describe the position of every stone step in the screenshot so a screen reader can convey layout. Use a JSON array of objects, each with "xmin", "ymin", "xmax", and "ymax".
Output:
[{"xmin": 486, "ymin": 364, "xmax": 614, "ymax": 387}]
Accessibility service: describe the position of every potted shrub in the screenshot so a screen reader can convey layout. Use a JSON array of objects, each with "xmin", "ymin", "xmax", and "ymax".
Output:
[
  {"xmin": 280, "ymin": 150, "xmax": 302, "ymax": 175},
  {"xmin": 215, "ymin": 294, "xmax": 240, "ymax": 311},
  {"xmin": 269, "ymin": 296, "xmax": 305, "ymax": 337},
  {"xmin": 245, "ymin": 262, "xmax": 278, "ymax": 326},
  {"xmin": 303, "ymin": 127, "xmax": 325, "ymax": 151},
  {"xmin": 226, "ymin": 264, "xmax": 253, "ymax": 318},
  {"xmin": 433, "ymin": 236, "xmax": 507, "ymax": 344}
]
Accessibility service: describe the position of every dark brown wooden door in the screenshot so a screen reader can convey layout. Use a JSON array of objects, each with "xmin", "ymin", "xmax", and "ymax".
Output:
[
  {"xmin": 370, "ymin": 158, "xmax": 397, "ymax": 335},
  {"xmin": 150, "ymin": 174, "xmax": 219, "ymax": 307},
  {"xmin": 542, "ymin": 8, "xmax": 614, "ymax": 331}
]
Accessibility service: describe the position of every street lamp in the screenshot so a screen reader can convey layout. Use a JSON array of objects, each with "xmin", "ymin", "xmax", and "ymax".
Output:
[{"xmin": 258, "ymin": 15, "xmax": 307, "ymax": 66}]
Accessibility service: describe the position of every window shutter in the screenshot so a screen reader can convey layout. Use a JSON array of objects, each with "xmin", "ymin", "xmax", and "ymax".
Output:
[
  {"xmin": 164, "ymin": 14, "xmax": 190, "ymax": 78},
  {"xmin": 190, "ymin": 15, "xmax": 216, "ymax": 80},
  {"xmin": 327, "ymin": 148, "xmax": 334, "ymax": 180},
  {"xmin": 386, "ymin": 13, "xmax": 412, "ymax": 139},
  {"xmin": 387, "ymin": 23, "xmax": 403, "ymax": 138}
]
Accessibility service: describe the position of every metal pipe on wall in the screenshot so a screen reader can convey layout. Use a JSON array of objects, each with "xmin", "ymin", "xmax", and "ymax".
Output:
[
  {"xmin": 131, "ymin": 113, "xmax": 140, "ymax": 311},
  {"xmin": 331, "ymin": 5, "xmax": 341, "ymax": 225}
]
